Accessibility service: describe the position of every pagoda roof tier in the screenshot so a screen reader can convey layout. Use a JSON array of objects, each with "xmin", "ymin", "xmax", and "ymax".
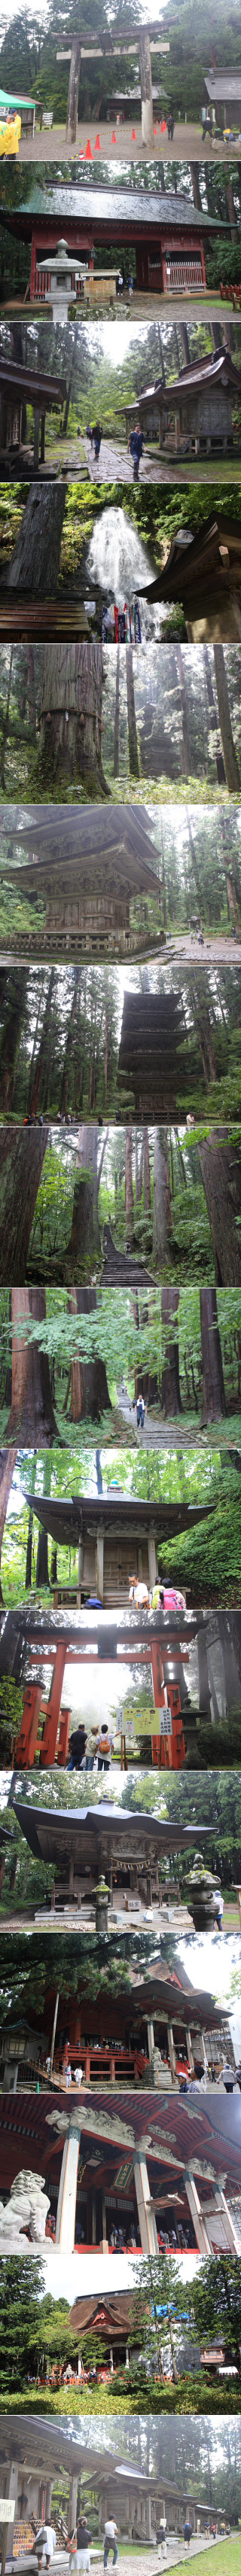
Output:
[
  {"xmin": 23, "ymin": 1492, "xmax": 214, "ymax": 1550},
  {"xmin": 3, "ymin": 804, "xmax": 160, "ymax": 897},
  {"xmin": 14, "ymin": 1801, "xmax": 212, "ymax": 1866},
  {"xmin": 0, "ymin": 184, "xmax": 227, "ymax": 243}
]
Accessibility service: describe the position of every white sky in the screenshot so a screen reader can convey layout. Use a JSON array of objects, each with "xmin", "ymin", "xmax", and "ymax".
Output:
[{"xmin": 27, "ymin": 2243, "xmax": 200, "ymax": 2296}]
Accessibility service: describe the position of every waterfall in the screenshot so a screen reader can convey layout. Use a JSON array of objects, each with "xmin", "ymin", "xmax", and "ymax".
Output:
[{"xmin": 87, "ymin": 504, "xmax": 170, "ymax": 636}]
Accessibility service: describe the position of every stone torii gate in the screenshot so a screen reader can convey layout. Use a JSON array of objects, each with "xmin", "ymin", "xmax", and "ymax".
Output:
[
  {"xmin": 47, "ymin": 2102, "xmax": 241, "ymax": 2258},
  {"xmin": 56, "ymin": 24, "xmax": 169, "ymax": 149}
]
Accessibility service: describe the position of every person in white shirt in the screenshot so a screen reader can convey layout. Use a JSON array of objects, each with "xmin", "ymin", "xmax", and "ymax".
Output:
[
  {"xmin": 35, "ymin": 2531, "xmax": 56, "ymax": 2568},
  {"xmin": 104, "ymin": 2524, "xmax": 119, "ymax": 2568}
]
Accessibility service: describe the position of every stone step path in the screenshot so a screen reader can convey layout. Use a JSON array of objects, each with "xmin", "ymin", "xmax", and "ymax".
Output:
[{"xmin": 117, "ymin": 1393, "xmax": 203, "ymax": 1449}]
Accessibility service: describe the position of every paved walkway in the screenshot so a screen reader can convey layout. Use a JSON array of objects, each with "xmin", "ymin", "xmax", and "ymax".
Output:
[
  {"xmin": 17, "ymin": 122, "xmax": 235, "ymax": 163},
  {"xmin": 44, "ymin": 2544, "xmax": 229, "ymax": 2576}
]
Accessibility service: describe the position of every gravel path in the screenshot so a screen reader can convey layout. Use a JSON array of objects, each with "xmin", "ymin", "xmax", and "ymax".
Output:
[{"xmin": 17, "ymin": 122, "xmax": 234, "ymax": 163}]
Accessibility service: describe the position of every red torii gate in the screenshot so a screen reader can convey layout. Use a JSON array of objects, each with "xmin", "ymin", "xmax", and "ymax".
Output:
[{"xmin": 13, "ymin": 1616, "xmax": 197, "ymax": 1771}]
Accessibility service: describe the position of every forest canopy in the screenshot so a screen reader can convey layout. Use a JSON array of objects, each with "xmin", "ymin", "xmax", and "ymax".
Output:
[
  {"xmin": 0, "ymin": 641, "xmax": 240, "ymax": 807},
  {"xmin": 1, "ymin": 1121, "xmax": 241, "ymax": 1292},
  {"xmin": 1, "ymin": 1282, "xmax": 241, "ymax": 1449}
]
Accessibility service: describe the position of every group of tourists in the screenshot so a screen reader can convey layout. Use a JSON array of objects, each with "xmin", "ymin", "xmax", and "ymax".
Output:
[
  {"xmin": 67, "ymin": 1719, "xmax": 115, "ymax": 1770},
  {"xmin": 129, "ymin": 1577, "xmax": 187, "ymax": 1614}
]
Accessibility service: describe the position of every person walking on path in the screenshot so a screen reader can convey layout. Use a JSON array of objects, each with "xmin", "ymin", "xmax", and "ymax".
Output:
[
  {"xmin": 128, "ymin": 422, "xmax": 145, "ymax": 480},
  {"xmin": 104, "ymin": 2526, "xmax": 119, "ymax": 2570}
]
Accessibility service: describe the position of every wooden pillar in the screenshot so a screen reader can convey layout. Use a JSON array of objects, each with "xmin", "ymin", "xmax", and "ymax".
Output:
[
  {"xmin": 92, "ymin": 2188, "xmax": 96, "ymax": 2243},
  {"xmin": 148, "ymin": 2020, "xmax": 154, "ymax": 2058},
  {"xmin": 102, "ymin": 2188, "xmax": 106, "ymax": 2239},
  {"xmin": 186, "ymin": 2026, "xmax": 194, "ymax": 2073},
  {"xmin": 41, "ymin": 1641, "xmax": 67, "ymax": 1763},
  {"xmin": 139, "ymin": 29, "xmax": 154, "ymax": 145},
  {"xmin": 66, "ymin": 37, "xmax": 82, "ymax": 145},
  {"xmin": 134, "ymin": 2152, "xmax": 158, "ymax": 2254},
  {"xmin": 184, "ymin": 2168, "xmax": 211, "ymax": 2255},
  {"xmin": 167, "ymin": 2023, "xmax": 176, "ymax": 2079},
  {"xmin": 56, "ymin": 2124, "xmax": 80, "ymax": 2250},
  {"xmin": 40, "ymin": 412, "xmax": 45, "ymax": 464},
  {"xmin": 33, "ymin": 406, "xmax": 40, "ymax": 470},
  {"xmin": 96, "ymin": 1522, "xmax": 104, "ymax": 1602},
  {"xmin": 212, "ymin": 2185, "xmax": 241, "ymax": 2255},
  {"xmin": 68, "ymin": 2483, "xmax": 78, "ymax": 2537},
  {"xmin": 148, "ymin": 1531, "xmax": 157, "ymax": 1587}
]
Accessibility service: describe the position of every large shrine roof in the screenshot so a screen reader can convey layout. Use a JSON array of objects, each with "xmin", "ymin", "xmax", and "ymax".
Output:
[
  {"xmin": 0, "ymin": 182, "xmax": 225, "ymax": 236},
  {"xmin": 14, "ymin": 1801, "xmax": 210, "ymax": 1863},
  {"xmin": 23, "ymin": 1491, "xmax": 214, "ymax": 1548}
]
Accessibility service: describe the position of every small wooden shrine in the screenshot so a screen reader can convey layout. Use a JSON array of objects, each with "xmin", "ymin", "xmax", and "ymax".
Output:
[
  {"xmin": 122, "ymin": 351, "xmax": 241, "ymax": 459},
  {"xmin": 0, "ymin": 355, "xmax": 66, "ymax": 468}
]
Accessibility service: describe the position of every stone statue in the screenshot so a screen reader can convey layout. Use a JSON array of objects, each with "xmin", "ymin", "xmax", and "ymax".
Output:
[{"xmin": 0, "ymin": 2170, "xmax": 50, "ymax": 2246}]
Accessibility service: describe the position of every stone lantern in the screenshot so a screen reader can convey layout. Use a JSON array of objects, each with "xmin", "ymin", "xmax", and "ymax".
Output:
[
  {"xmin": 36, "ymin": 236, "xmax": 84, "ymax": 323},
  {"xmin": 185, "ymin": 1856, "xmax": 222, "ymax": 1929},
  {"xmin": 94, "ymin": 1877, "xmax": 109, "ymax": 1939}
]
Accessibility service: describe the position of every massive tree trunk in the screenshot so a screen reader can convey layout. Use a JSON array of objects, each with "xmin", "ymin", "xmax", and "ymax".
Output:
[
  {"xmin": 0, "ymin": 970, "xmax": 28, "ymax": 1111},
  {"xmin": 143, "ymin": 1127, "xmax": 151, "ymax": 1214},
  {"xmin": 185, "ymin": 810, "xmax": 203, "ymax": 911},
  {"xmin": 5, "ymin": 486, "xmax": 66, "ymax": 594},
  {"xmin": 25, "ymin": 1455, "xmax": 37, "ymax": 1591},
  {"xmin": 125, "ymin": 1127, "xmax": 134, "ymax": 1240},
  {"xmin": 190, "ymin": 979, "xmax": 217, "ymax": 1084},
  {"xmin": 0, "ymin": 1449, "xmax": 17, "ymax": 1603},
  {"xmin": 6, "ymin": 1291, "xmax": 59, "ymax": 1446},
  {"xmin": 200, "ymin": 1287, "xmax": 226, "ymax": 1423},
  {"xmin": 213, "ymin": 647, "xmax": 241, "ymax": 793},
  {"xmin": 152, "ymin": 1127, "xmax": 172, "ymax": 1264},
  {"xmin": 67, "ymin": 1125, "xmax": 102, "ymax": 1270},
  {"xmin": 69, "ymin": 1288, "xmax": 111, "ymax": 1423},
  {"xmin": 161, "ymin": 1286, "xmax": 182, "ymax": 1415},
  {"xmin": 197, "ymin": 1132, "xmax": 241, "ymax": 1285},
  {"xmin": 39, "ymin": 643, "xmax": 109, "ymax": 795},
  {"xmin": 190, "ymin": 163, "xmax": 202, "ymax": 210},
  {"xmin": 27, "ymin": 972, "xmax": 56, "ymax": 1118},
  {"xmin": 0, "ymin": 1125, "xmax": 48, "ymax": 1282},
  {"xmin": 126, "ymin": 649, "xmax": 139, "ymax": 779},
  {"xmin": 204, "ymin": 647, "xmax": 225, "ymax": 783}
]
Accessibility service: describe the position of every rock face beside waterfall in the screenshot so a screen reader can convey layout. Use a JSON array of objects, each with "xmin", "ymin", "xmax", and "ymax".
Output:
[{"xmin": 0, "ymin": 2171, "xmax": 50, "ymax": 2245}]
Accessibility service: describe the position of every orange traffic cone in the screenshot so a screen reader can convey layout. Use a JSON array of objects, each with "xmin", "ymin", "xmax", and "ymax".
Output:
[
  {"xmin": 111, "ymin": 127, "xmax": 116, "ymax": 141},
  {"xmin": 95, "ymin": 132, "xmax": 100, "ymax": 148},
  {"xmin": 132, "ymin": 127, "xmax": 136, "ymax": 138},
  {"xmin": 85, "ymin": 138, "xmax": 92, "ymax": 157}
]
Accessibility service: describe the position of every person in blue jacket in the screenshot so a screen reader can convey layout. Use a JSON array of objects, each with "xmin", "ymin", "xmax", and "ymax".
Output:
[{"xmin": 128, "ymin": 421, "xmax": 145, "ymax": 480}]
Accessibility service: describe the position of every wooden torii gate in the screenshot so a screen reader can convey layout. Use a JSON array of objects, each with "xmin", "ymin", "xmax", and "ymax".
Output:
[
  {"xmin": 56, "ymin": 24, "xmax": 169, "ymax": 149},
  {"xmin": 12, "ymin": 1611, "xmax": 200, "ymax": 1772}
]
